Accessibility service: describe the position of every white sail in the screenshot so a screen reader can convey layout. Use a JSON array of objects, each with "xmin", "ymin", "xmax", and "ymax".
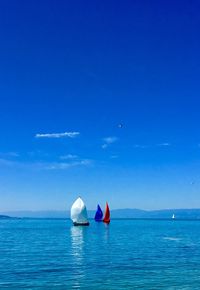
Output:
[
  {"xmin": 70, "ymin": 197, "xmax": 89, "ymax": 225},
  {"xmin": 172, "ymin": 214, "xmax": 175, "ymax": 219}
]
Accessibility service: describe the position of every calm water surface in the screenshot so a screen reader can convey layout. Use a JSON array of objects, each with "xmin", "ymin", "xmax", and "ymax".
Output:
[{"xmin": 0, "ymin": 219, "xmax": 200, "ymax": 289}]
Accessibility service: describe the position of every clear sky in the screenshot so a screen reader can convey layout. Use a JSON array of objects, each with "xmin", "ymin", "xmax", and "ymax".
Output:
[{"xmin": 0, "ymin": 0, "xmax": 200, "ymax": 211}]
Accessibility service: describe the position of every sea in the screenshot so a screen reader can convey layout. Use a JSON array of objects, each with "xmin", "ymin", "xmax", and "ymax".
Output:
[{"xmin": 0, "ymin": 219, "xmax": 200, "ymax": 289}]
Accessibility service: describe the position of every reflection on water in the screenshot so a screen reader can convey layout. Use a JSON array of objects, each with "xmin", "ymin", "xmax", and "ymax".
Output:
[
  {"xmin": 103, "ymin": 222, "xmax": 110, "ymax": 243},
  {"xmin": 70, "ymin": 226, "xmax": 86, "ymax": 289},
  {"xmin": 71, "ymin": 226, "xmax": 84, "ymax": 259}
]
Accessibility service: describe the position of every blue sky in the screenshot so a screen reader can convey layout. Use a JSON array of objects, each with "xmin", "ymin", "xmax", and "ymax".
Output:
[{"xmin": 0, "ymin": 0, "xmax": 200, "ymax": 211}]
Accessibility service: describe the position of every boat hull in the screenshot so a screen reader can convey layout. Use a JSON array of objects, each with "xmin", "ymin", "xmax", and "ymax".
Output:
[{"xmin": 73, "ymin": 222, "xmax": 90, "ymax": 226}]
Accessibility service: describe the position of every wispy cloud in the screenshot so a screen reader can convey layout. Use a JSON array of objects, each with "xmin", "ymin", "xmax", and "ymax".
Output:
[
  {"xmin": 59, "ymin": 154, "xmax": 78, "ymax": 160},
  {"xmin": 103, "ymin": 137, "xmax": 118, "ymax": 144},
  {"xmin": 35, "ymin": 132, "xmax": 80, "ymax": 139},
  {"xmin": 0, "ymin": 157, "xmax": 92, "ymax": 171},
  {"xmin": 110, "ymin": 155, "xmax": 119, "ymax": 159},
  {"xmin": 0, "ymin": 152, "xmax": 19, "ymax": 158},
  {"xmin": 134, "ymin": 143, "xmax": 171, "ymax": 149},
  {"xmin": 45, "ymin": 159, "xmax": 92, "ymax": 170},
  {"xmin": 102, "ymin": 136, "xmax": 118, "ymax": 149},
  {"xmin": 102, "ymin": 144, "xmax": 109, "ymax": 149},
  {"xmin": 157, "ymin": 143, "xmax": 171, "ymax": 147},
  {"xmin": 133, "ymin": 144, "xmax": 149, "ymax": 149}
]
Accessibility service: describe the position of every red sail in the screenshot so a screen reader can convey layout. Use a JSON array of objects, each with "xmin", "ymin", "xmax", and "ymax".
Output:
[{"xmin": 103, "ymin": 202, "xmax": 110, "ymax": 223}]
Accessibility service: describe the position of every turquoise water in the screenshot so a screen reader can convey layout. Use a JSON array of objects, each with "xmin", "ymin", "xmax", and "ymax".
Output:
[{"xmin": 1, "ymin": 219, "xmax": 200, "ymax": 289}]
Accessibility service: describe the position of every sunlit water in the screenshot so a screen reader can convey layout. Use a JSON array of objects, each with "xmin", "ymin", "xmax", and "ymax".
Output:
[{"xmin": 1, "ymin": 219, "xmax": 200, "ymax": 289}]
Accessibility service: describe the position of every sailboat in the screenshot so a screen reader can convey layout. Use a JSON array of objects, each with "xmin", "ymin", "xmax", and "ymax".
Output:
[
  {"xmin": 70, "ymin": 197, "xmax": 89, "ymax": 226},
  {"xmin": 103, "ymin": 202, "xmax": 110, "ymax": 224},
  {"xmin": 172, "ymin": 214, "xmax": 175, "ymax": 219},
  {"xmin": 94, "ymin": 204, "xmax": 103, "ymax": 221}
]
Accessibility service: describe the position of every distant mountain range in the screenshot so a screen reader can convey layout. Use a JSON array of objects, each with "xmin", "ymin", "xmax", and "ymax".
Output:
[
  {"xmin": 2, "ymin": 208, "xmax": 200, "ymax": 219},
  {"xmin": 0, "ymin": 215, "xmax": 11, "ymax": 219}
]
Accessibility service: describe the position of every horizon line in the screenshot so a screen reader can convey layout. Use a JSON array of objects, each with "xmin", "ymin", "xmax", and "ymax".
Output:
[{"xmin": 1, "ymin": 207, "xmax": 200, "ymax": 213}]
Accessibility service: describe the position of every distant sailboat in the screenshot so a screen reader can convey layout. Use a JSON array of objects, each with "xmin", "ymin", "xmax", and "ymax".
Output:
[
  {"xmin": 103, "ymin": 202, "xmax": 110, "ymax": 224},
  {"xmin": 70, "ymin": 197, "xmax": 89, "ymax": 226},
  {"xmin": 172, "ymin": 214, "xmax": 175, "ymax": 219},
  {"xmin": 94, "ymin": 204, "xmax": 103, "ymax": 222}
]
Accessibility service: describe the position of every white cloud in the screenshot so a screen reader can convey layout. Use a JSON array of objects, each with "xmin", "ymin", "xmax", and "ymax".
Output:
[
  {"xmin": 0, "ymin": 157, "xmax": 92, "ymax": 171},
  {"xmin": 44, "ymin": 159, "xmax": 92, "ymax": 170},
  {"xmin": 133, "ymin": 144, "xmax": 149, "ymax": 149},
  {"xmin": 59, "ymin": 154, "xmax": 78, "ymax": 160},
  {"xmin": 35, "ymin": 132, "xmax": 80, "ymax": 138},
  {"xmin": 102, "ymin": 136, "xmax": 118, "ymax": 149},
  {"xmin": 157, "ymin": 143, "xmax": 171, "ymax": 147},
  {"xmin": 110, "ymin": 155, "xmax": 119, "ymax": 159},
  {"xmin": 103, "ymin": 137, "xmax": 118, "ymax": 144},
  {"xmin": 133, "ymin": 143, "xmax": 171, "ymax": 149}
]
